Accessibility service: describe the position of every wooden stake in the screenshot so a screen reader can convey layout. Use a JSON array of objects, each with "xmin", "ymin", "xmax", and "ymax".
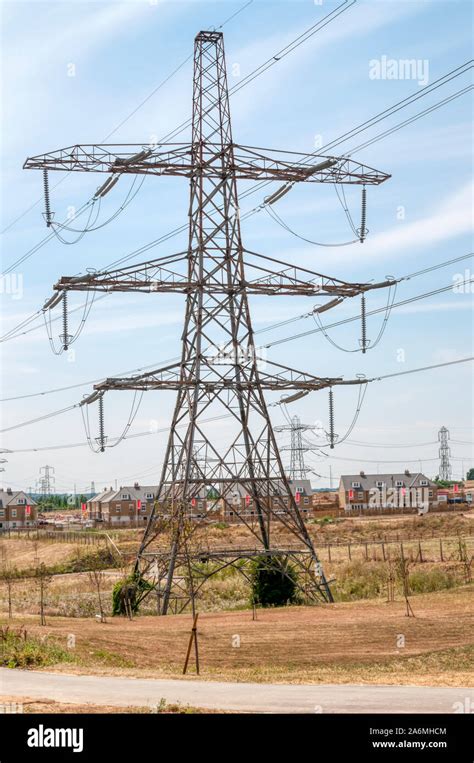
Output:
[{"xmin": 183, "ymin": 613, "xmax": 199, "ymax": 675}]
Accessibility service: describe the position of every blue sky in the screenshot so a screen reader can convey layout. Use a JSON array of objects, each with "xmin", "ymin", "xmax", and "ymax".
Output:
[{"xmin": 1, "ymin": 0, "xmax": 473, "ymax": 493}]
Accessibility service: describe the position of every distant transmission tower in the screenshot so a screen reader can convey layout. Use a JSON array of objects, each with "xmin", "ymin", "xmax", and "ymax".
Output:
[
  {"xmin": 25, "ymin": 30, "xmax": 392, "ymax": 612},
  {"xmin": 38, "ymin": 465, "xmax": 55, "ymax": 497},
  {"xmin": 275, "ymin": 416, "xmax": 322, "ymax": 481},
  {"xmin": 438, "ymin": 426, "xmax": 452, "ymax": 481}
]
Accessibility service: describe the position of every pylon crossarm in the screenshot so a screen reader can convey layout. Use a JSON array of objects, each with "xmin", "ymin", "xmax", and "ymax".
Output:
[
  {"xmin": 232, "ymin": 144, "xmax": 391, "ymax": 185},
  {"xmin": 24, "ymin": 142, "xmax": 389, "ymax": 186},
  {"xmin": 23, "ymin": 143, "xmax": 193, "ymax": 175}
]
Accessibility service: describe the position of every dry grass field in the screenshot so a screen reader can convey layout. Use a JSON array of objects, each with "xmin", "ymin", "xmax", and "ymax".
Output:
[{"xmin": 2, "ymin": 586, "xmax": 473, "ymax": 686}]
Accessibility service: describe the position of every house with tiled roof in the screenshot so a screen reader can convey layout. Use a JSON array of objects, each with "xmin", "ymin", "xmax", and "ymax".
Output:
[
  {"xmin": 0, "ymin": 489, "xmax": 38, "ymax": 529},
  {"xmin": 339, "ymin": 470, "xmax": 438, "ymax": 512}
]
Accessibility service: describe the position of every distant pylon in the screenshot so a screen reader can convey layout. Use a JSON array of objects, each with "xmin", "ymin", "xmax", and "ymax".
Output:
[
  {"xmin": 438, "ymin": 426, "xmax": 452, "ymax": 481},
  {"xmin": 38, "ymin": 465, "xmax": 55, "ymax": 497},
  {"xmin": 275, "ymin": 415, "xmax": 322, "ymax": 481}
]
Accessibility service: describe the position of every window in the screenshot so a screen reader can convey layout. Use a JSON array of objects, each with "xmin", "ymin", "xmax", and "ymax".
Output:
[
  {"xmin": 376, "ymin": 481, "xmax": 384, "ymax": 488},
  {"xmin": 0, "ymin": 510, "xmax": 4, "ymax": 517},
  {"xmin": 420, "ymin": 480, "xmax": 428, "ymax": 487},
  {"xmin": 351, "ymin": 481, "xmax": 361, "ymax": 488},
  {"xmin": 145, "ymin": 493, "xmax": 153, "ymax": 499},
  {"xmin": 303, "ymin": 497, "xmax": 309, "ymax": 505},
  {"xmin": 395, "ymin": 480, "xmax": 404, "ymax": 487},
  {"xmin": 11, "ymin": 509, "xmax": 17, "ymax": 518},
  {"xmin": 229, "ymin": 511, "xmax": 234, "ymax": 516},
  {"xmin": 296, "ymin": 487, "xmax": 304, "ymax": 494},
  {"xmin": 358, "ymin": 492, "xmax": 364, "ymax": 499},
  {"xmin": 121, "ymin": 493, "xmax": 130, "ymax": 500},
  {"xmin": 350, "ymin": 504, "xmax": 364, "ymax": 510},
  {"xmin": 116, "ymin": 506, "xmax": 121, "ymax": 513},
  {"xmin": 17, "ymin": 498, "xmax": 26, "ymax": 504},
  {"xmin": 428, "ymin": 490, "xmax": 433, "ymax": 498},
  {"xmin": 198, "ymin": 501, "xmax": 203, "ymax": 509},
  {"xmin": 129, "ymin": 503, "xmax": 134, "ymax": 510}
]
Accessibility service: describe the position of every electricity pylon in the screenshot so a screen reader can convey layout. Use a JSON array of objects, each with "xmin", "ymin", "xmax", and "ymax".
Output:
[
  {"xmin": 37, "ymin": 465, "xmax": 55, "ymax": 497},
  {"xmin": 275, "ymin": 416, "xmax": 324, "ymax": 481},
  {"xmin": 438, "ymin": 426, "xmax": 452, "ymax": 481},
  {"xmin": 25, "ymin": 30, "xmax": 391, "ymax": 612}
]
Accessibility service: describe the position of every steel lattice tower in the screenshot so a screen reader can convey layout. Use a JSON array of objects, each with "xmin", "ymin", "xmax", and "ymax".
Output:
[
  {"xmin": 25, "ymin": 30, "xmax": 392, "ymax": 613},
  {"xmin": 275, "ymin": 415, "xmax": 322, "ymax": 481},
  {"xmin": 37, "ymin": 465, "xmax": 55, "ymax": 497},
  {"xmin": 438, "ymin": 426, "xmax": 452, "ymax": 481}
]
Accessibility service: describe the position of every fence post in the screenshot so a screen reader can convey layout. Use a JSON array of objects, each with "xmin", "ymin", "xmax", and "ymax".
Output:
[{"xmin": 439, "ymin": 539, "xmax": 444, "ymax": 562}]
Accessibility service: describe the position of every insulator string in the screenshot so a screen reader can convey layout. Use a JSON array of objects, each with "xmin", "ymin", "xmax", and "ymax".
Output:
[
  {"xmin": 360, "ymin": 293, "xmax": 367, "ymax": 354},
  {"xmin": 328, "ymin": 387, "xmax": 335, "ymax": 449},
  {"xmin": 42, "ymin": 170, "xmax": 53, "ymax": 227},
  {"xmin": 62, "ymin": 292, "xmax": 70, "ymax": 350},
  {"xmin": 97, "ymin": 394, "xmax": 106, "ymax": 452},
  {"xmin": 358, "ymin": 186, "xmax": 367, "ymax": 242}
]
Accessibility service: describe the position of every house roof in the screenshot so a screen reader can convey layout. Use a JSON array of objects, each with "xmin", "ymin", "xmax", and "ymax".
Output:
[
  {"xmin": 339, "ymin": 473, "xmax": 437, "ymax": 490},
  {"xmin": 0, "ymin": 490, "xmax": 37, "ymax": 507},
  {"xmin": 88, "ymin": 485, "xmax": 159, "ymax": 504}
]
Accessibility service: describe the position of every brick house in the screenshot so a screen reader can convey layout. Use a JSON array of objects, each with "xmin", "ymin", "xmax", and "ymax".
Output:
[
  {"xmin": 87, "ymin": 483, "xmax": 221, "ymax": 525},
  {"xmin": 339, "ymin": 471, "xmax": 438, "ymax": 512},
  {"xmin": 223, "ymin": 479, "xmax": 313, "ymax": 522},
  {"xmin": 0, "ymin": 489, "xmax": 38, "ymax": 529},
  {"xmin": 87, "ymin": 484, "xmax": 158, "ymax": 525}
]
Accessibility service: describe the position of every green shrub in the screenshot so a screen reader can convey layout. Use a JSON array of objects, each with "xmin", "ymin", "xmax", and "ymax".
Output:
[
  {"xmin": 112, "ymin": 574, "xmax": 153, "ymax": 616},
  {"xmin": 0, "ymin": 627, "xmax": 73, "ymax": 669},
  {"xmin": 408, "ymin": 568, "xmax": 458, "ymax": 593},
  {"xmin": 250, "ymin": 555, "xmax": 299, "ymax": 607}
]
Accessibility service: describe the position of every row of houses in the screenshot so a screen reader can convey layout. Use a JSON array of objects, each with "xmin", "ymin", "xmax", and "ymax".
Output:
[
  {"xmin": 86, "ymin": 472, "xmax": 446, "ymax": 526},
  {"xmin": 2, "ymin": 473, "xmax": 471, "ymax": 530}
]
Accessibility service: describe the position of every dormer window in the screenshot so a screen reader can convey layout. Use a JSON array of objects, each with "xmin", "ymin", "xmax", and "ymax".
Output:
[
  {"xmin": 145, "ymin": 493, "xmax": 153, "ymax": 500},
  {"xmin": 395, "ymin": 481, "xmax": 404, "ymax": 487},
  {"xmin": 17, "ymin": 498, "xmax": 26, "ymax": 504},
  {"xmin": 420, "ymin": 480, "xmax": 428, "ymax": 487},
  {"xmin": 376, "ymin": 481, "xmax": 384, "ymax": 488},
  {"xmin": 351, "ymin": 481, "xmax": 361, "ymax": 489},
  {"xmin": 121, "ymin": 493, "xmax": 130, "ymax": 500}
]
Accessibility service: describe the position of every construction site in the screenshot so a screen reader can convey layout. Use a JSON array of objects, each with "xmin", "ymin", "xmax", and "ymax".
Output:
[{"xmin": 0, "ymin": 0, "xmax": 473, "ymax": 735}]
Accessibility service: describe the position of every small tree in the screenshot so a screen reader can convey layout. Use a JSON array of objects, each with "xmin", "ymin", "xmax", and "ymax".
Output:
[
  {"xmin": 0, "ymin": 563, "xmax": 19, "ymax": 619},
  {"xmin": 34, "ymin": 563, "xmax": 52, "ymax": 626},
  {"xmin": 250, "ymin": 555, "xmax": 299, "ymax": 607},
  {"xmin": 396, "ymin": 555, "xmax": 415, "ymax": 617},
  {"xmin": 88, "ymin": 564, "xmax": 107, "ymax": 623}
]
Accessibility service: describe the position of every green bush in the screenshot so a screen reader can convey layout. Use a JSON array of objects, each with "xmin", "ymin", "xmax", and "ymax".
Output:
[
  {"xmin": 112, "ymin": 574, "xmax": 153, "ymax": 616},
  {"xmin": 250, "ymin": 555, "xmax": 299, "ymax": 607},
  {"xmin": 0, "ymin": 627, "xmax": 73, "ymax": 669},
  {"xmin": 408, "ymin": 568, "xmax": 459, "ymax": 593}
]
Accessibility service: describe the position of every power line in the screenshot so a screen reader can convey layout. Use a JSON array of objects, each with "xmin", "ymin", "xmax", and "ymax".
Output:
[
  {"xmin": 1, "ymin": 261, "xmax": 472, "ymax": 399},
  {"xmin": 0, "ymin": 0, "xmax": 256, "ymax": 236},
  {"xmin": 261, "ymin": 277, "xmax": 474, "ymax": 349},
  {"xmin": 2, "ymin": 356, "xmax": 472, "ymax": 443}
]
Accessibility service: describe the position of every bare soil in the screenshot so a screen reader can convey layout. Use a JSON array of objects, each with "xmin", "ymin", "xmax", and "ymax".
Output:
[{"xmin": 2, "ymin": 586, "xmax": 472, "ymax": 686}]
